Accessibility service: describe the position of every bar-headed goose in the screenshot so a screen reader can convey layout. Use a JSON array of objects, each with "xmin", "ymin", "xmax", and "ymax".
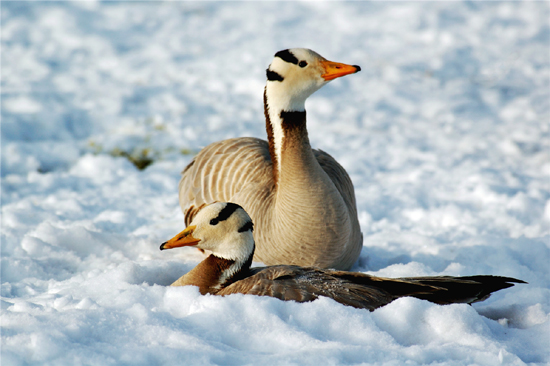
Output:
[
  {"xmin": 160, "ymin": 202, "xmax": 525, "ymax": 310},
  {"xmin": 179, "ymin": 48, "xmax": 362, "ymax": 270}
]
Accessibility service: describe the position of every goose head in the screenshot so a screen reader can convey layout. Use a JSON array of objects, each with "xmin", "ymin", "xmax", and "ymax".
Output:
[
  {"xmin": 160, "ymin": 202, "xmax": 255, "ymax": 263},
  {"xmin": 265, "ymin": 48, "xmax": 361, "ymax": 112}
]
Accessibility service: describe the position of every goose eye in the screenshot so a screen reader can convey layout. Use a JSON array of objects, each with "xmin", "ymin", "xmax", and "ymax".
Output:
[
  {"xmin": 210, "ymin": 218, "xmax": 219, "ymax": 226},
  {"xmin": 298, "ymin": 61, "xmax": 307, "ymax": 68}
]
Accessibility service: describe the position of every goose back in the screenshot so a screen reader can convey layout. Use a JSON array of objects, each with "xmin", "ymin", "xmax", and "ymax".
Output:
[{"xmin": 178, "ymin": 137, "xmax": 362, "ymax": 269}]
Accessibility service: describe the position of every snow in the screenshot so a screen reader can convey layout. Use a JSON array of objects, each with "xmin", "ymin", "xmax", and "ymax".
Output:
[{"xmin": 1, "ymin": 1, "xmax": 549, "ymax": 365}]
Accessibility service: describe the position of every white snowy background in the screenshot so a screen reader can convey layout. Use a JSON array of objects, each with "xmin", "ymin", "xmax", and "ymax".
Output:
[{"xmin": 1, "ymin": 2, "xmax": 549, "ymax": 365}]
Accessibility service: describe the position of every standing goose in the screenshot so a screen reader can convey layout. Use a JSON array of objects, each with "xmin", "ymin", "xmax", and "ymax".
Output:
[
  {"xmin": 179, "ymin": 48, "xmax": 362, "ymax": 270},
  {"xmin": 160, "ymin": 202, "xmax": 525, "ymax": 311}
]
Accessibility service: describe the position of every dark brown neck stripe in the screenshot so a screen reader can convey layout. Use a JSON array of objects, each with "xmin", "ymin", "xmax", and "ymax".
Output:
[{"xmin": 280, "ymin": 110, "xmax": 307, "ymax": 133}]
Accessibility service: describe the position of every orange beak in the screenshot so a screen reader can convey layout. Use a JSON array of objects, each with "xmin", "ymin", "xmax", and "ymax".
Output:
[
  {"xmin": 160, "ymin": 225, "xmax": 200, "ymax": 250},
  {"xmin": 320, "ymin": 60, "xmax": 361, "ymax": 81}
]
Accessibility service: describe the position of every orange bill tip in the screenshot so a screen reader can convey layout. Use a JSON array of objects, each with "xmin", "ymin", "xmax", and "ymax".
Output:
[
  {"xmin": 321, "ymin": 60, "xmax": 361, "ymax": 81},
  {"xmin": 160, "ymin": 225, "xmax": 200, "ymax": 250}
]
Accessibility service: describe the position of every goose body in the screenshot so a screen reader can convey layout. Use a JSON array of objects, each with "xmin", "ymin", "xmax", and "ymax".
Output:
[
  {"xmin": 160, "ymin": 202, "xmax": 525, "ymax": 311},
  {"xmin": 179, "ymin": 49, "xmax": 362, "ymax": 270}
]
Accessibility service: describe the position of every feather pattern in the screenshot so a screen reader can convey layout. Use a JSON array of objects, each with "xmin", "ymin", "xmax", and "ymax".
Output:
[
  {"xmin": 218, "ymin": 267, "xmax": 523, "ymax": 310},
  {"xmin": 178, "ymin": 48, "xmax": 363, "ymax": 270}
]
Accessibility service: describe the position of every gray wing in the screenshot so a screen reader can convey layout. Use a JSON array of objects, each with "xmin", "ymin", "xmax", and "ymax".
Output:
[
  {"xmin": 313, "ymin": 149, "xmax": 358, "ymax": 216},
  {"xmin": 314, "ymin": 149, "xmax": 362, "ymax": 240},
  {"xmin": 178, "ymin": 138, "xmax": 363, "ymax": 269},
  {"xmin": 178, "ymin": 137, "xmax": 274, "ymax": 226},
  {"xmin": 179, "ymin": 140, "xmax": 360, "ymax": 226},
  {"xmin": 216, "ymin": 267, "xmax": 524, "ymax": 310},
  {"xmin": 217, "ymin": 266, "xmax": 438, "ymax": 311}
]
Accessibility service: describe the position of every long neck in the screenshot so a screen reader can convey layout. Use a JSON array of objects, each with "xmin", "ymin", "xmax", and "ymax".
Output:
[
  {"xmin": 262, "ymin": 84, "xmax": 353, "ymax": 267},
  {"xmin": 264, "ymin": 86, "xmax": 311, "ymax": 185},
  {"xmin": 264, "ymin": 85, "xmax": 335, "ymax": 190}
]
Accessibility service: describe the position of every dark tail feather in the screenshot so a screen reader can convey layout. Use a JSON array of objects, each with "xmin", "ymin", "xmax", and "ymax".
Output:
[
  {"xmin": 327, "ymin": 272, "xmax": 525, "ymax": 309},
  {"xmin": 396, "ymin": 275, "xmax": 526, "ymax": 305}
]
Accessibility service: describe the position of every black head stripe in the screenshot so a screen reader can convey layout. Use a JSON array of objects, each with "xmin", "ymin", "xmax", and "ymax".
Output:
[
  {"xmin": 274, "ymin": 49, "xmax": 298, "ymax": 65},
  {"xmin": 214, "ymin": 202, "xmax": 241, "ymax": 223},
  {"xmin": 266, "ymin": 68, "xmax": 284, "ymax": 82},
  {"xmin": 238, "ymin": 220, "xmax": 254, "ymax": 233}
]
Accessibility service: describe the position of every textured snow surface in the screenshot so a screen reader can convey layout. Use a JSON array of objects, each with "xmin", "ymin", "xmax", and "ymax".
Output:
[{"xmin": 2, "ymin": 2, "xmax": 549, "ymax": 365}]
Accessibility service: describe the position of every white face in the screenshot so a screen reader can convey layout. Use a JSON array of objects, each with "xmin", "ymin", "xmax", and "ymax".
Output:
[
  {"xmin": 190, "ymin": 202, "xmax": 255, "ymax": 261},
  {"xmin": 266, "ymin": 48, "xmax": 329, "ymax": 111}
]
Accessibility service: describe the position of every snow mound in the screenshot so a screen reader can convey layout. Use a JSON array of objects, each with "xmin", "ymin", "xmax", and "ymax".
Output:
[{"xmin": 2, "ymin": 2, "xmax": 549, "ymax": 365}]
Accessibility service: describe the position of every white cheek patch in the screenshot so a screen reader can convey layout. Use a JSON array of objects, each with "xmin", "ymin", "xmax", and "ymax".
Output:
[{"xmin": 213, "ymin": 230, "xmax": 254, "ymax": 261}]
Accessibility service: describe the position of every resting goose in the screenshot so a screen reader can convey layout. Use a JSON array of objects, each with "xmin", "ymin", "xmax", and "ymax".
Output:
[
  {"xmin": 160, "ymin": 202, "xmax": 525, "ymax": 311},
  {"xmin": 179, "ymin": 48, "xmax": 362, "ymax": 270}
]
